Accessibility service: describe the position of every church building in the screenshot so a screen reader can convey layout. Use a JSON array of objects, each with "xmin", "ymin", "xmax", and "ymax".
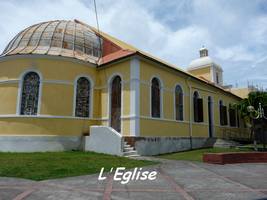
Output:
[{"xmin": 0, "ymin": 20, "xmax": 248, "ymax": 155}]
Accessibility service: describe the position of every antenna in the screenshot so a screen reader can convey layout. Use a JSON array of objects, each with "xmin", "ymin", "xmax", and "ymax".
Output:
[{"xmin": 93, "ymin": 0, "xmax": 102, "ymax": 60}]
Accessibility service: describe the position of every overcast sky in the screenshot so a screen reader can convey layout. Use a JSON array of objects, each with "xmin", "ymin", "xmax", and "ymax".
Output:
[{"xmin": 0, "ymin": 0, "xmax": 267, "ymax": 88}]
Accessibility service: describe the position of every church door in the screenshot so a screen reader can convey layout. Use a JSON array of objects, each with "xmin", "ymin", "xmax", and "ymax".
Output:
[{"xmin": 110, "ymin": 76, "xmax": 121, "ymax": 133}]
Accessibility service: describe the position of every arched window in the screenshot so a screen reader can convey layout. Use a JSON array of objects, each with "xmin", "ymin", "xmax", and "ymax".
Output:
[
  {"xmin": 219, "ymin": 100, "xmax": 228, "ymax": 126},
  {"xmin": 110, "ymin": 76, "xmax": 122, "ymax": 132},
  {"xmin": 20, "ymin": 72, "xmax": 40, "ymax": 115},
  {"xmin": 75, "ymin": 77, "xmax": 91, "ymax": 117},
  {"xmin": 193, "ymin": 91, "xmax": 203, "ymax": 122},
  {"xmin": 151, "ymin": 77, "xmax": 161, "ymax": 118},
  {"xmin": 175, "ymin": 85, "xmax": 183, "ymax": 120},
  {"xmin": 229, "ymin": 103, "xmax": 237, "ymax": 127}
]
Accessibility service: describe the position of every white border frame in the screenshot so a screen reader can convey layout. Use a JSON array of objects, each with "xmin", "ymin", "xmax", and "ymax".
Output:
[
  {"xmin": 173, "ymin": 83, "xmax": 185, "ymax": 121},
  {"xmin": 16, "ymin": 69, "xmax": 43, "ymax": 116},
  {"xmin": 150, "ymin": 75, "xmax": 164, "ymax": 119},
  {"xmin": 73, "ymin": 74, "xmax": 94, "ymax": 119},
  {"xmin": 108, "ymin": 73, "xmax": 124, "ymax": 134}
]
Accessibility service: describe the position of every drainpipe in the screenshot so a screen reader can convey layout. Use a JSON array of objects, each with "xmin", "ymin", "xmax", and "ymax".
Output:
[{"xmin": 186, "ymin": 77, "xmax": 193, "ymax": 149}]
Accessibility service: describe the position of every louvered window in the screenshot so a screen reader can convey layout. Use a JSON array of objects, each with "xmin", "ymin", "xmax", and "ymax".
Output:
[{"xmin": 193, "ymin": 91, "xmax": 203, "ymax": 122}]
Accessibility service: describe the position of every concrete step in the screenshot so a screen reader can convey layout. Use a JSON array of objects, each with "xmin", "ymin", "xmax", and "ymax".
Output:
[
  {"xmin": 124, "ymin": 144, "xmax": 131, "ymax": 148},
  {"xmin": 123, "ymin": 150, "xmax": 138, "ymax": 155},
  {"xmin": 123, "ymin": 141, "xmax": 139, "ymax": 157},
  {"xmin": 214, "ymin": 139, "xmax": 240, "ymax": 148},
  {"xmin": 124, "ymin": 154, "xmax": 140, "ymax": 158},
  {"xmin": 123, "ymin": 147, "xmax": 134, "ymax": 152}
]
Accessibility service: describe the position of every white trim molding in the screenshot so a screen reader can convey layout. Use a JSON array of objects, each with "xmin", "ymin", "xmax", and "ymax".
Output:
[{"xmin": 130, "ymin": 58, "xmax": 140, "ymax": 136}]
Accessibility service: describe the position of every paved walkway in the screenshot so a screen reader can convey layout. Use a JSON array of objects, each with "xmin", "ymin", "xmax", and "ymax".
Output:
[{"xmin": 0, "ymin": 158, "xmax": 267, "ymax": 200}]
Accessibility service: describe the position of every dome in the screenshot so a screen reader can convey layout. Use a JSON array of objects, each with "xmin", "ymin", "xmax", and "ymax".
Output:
[
  {"xmin": 189, "ymin": 56, "xmax": 214, "ymax": 68},
  {"xmin": 188, "ymin": 56, "xmax": 222, "ymax": 71},
  {"xmin": 1, "ymin": 20, "xmax": 102, "ymax": 63}
]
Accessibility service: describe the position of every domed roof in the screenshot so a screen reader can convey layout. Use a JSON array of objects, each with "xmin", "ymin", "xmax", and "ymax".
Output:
[
  {"xmin": 1, "ymin": 20, "xmax": 102, "ymax": 63},
  {"xmin": 188, "ymin": 56, "xmax": 222, "ymax": 71},
  {"xmin": 189, "ymin": 56, "xmax": 213, "ymax": 68}
]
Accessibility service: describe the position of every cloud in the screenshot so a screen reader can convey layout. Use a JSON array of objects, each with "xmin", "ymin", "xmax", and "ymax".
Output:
[
  {"xmin": 215, "ymin": 46, "xmax": 256, "ymax": 62},
  {"xmin": 0, "ymin": 0, "xmax": 266, "ymax": 88}
]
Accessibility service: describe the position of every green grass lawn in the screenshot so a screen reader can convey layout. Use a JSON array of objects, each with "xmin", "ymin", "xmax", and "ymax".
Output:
[
  {"xmin": 0, "ymin": 151, "xmax": 155, "ymax": 181},
  {"xmin": 157, "ymin": 147, "xmax": 254, "ymax": 162}
]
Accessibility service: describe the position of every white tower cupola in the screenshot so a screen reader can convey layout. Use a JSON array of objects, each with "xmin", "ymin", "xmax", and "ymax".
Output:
[
  {"xmin": 199, "ymin": 47, "xmax": 208, "ymax": 57},
  {"xmin": 187, "ymin": 47, "xmax": 224, "ymax": 86}
]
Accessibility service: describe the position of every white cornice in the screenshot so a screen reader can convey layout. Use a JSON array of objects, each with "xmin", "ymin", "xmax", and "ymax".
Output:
[{"xmin": 0, "ymin": 54, "xmax": 97, "ymax": 67}]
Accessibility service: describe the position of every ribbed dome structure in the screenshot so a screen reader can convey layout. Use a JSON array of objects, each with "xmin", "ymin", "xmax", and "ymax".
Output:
[{"xmin": 1, "ymin": 20, "xmax": 102, "ymax": 63}]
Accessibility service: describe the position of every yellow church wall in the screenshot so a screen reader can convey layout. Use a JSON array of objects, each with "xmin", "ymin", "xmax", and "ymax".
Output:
[
  {"xmin": 192, "ymin": 123, "xmax": 209, "ymax": 137},
  {"xmin": 139, "ymin": 59, "xmax": 246, "ymax": 138},
  {"xmin": 0, "ymin": 56, "xmax": 133, "ymax": 136},
  {"xmin": 140, "ymin": 118, "xmax": 189, "ymax": 137},
  {"xmin": 122, "ymin": 119, "xmax": 131, "ymax": 136},
  {"xmin": 188, "ymin": 66, "xmax": 211, "ymax": 81},
  {"xmin": 140, "ymin": 83, "xmax": 150, "ymax": 117},
  {"xmin": 41, "ymin": 84, "xmax": 73, "ymax": 116},
  {"xmin": 0, "ymin": 117, "xmax": 98, "ymax": 136},
  {"xmin": 0, "ymin": 83, "xmax": 18, "ymax": 114},
  {"xmin": 0, "ymin": 56, "xmax": 99, "ymax": 118},
  {"xmin": 139, "ymin": 60, "xmax": 189, "ymax": 120},
  {"xmin": 0, "ymin": 56, "xmax": 102, "ymax": 136},
  {"xmin": 0, "ymin": 55, "xmax": 248, "ymax": 139}
]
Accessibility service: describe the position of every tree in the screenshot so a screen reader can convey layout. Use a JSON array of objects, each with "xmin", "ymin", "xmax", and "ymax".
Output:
[{"xmin": 236, "ymin": 91, "xmax": 267, "ymax": 150}]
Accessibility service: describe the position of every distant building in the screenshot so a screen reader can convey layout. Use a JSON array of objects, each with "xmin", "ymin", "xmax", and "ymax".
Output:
[{"xmin": 228, "ymin": 86, "xmax": 258, "ymax": 99}]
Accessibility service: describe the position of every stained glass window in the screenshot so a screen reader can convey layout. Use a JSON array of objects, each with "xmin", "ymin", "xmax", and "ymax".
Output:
[
  {"xmin": 175, "ymin": 85, "xmax": 183, "ymax": 121},
  {"xmin": 75, "ymin": 77, "xmax": 91, "ymax": 117},
  {"xmin": 151, "ymin": 77, "xmax": 161, "ymax": 118},
  {"xmin": 20, "ymin": 72, "xmax": 40, "ymax": 115}
]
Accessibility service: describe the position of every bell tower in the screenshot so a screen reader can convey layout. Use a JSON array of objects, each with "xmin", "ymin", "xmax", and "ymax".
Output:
[
  {"xmin": 187, "ymin": 47, "xmax": 223, "ymax": 86},
  {"xmin": 199, "ymin": 47, "xmax": 208, "ymax": 57}
]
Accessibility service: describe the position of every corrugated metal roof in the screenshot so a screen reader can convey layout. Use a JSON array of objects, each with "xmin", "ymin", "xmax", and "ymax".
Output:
[{"xmin": 1, "ymin": 20, "xmax": 102, "ymax": 64}]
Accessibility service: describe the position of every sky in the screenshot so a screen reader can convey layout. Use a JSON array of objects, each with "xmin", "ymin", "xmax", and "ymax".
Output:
[{"xmin": 0, "ymin": 0, "xmax": 267, "ymax": 89}]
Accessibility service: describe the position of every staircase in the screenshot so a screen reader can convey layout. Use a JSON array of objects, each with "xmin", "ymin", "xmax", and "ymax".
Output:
[
  {"xmin": 214, "ymin": 139, "xmax": 240, "ymax": 148},
  {"xmin": 123, "ymin": 141, "xmax": 139, "ymax": 157}
]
